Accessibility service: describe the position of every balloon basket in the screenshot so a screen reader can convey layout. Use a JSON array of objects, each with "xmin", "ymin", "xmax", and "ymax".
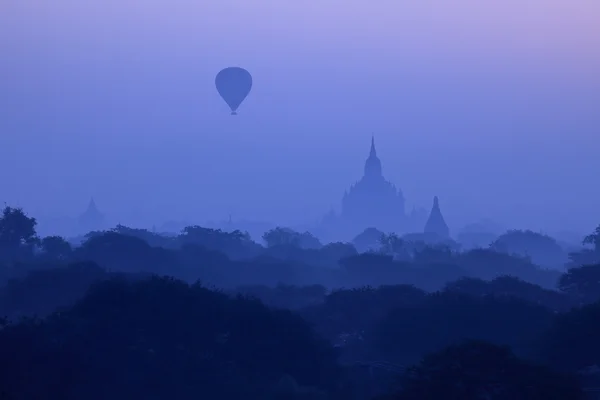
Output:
[{"xmin": 230, "ymin": 111, "xmax": 238, "ymax": 116}]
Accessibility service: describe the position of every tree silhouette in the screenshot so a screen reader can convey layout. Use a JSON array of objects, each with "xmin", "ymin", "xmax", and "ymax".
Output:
[
  {"xmin": 40, "ymin": 236, "xmax": 73, "ymax": 261},
  {"xmin": 391, "ymin": 341, "xmax": 582, "ymax": 400},
  {"xmin": 583, "ymin": 224, "xmax": 600, "ymax": 252},
  {"xmin": 0, "ymin": 206, "xmax": 39, "ymax": 263}
]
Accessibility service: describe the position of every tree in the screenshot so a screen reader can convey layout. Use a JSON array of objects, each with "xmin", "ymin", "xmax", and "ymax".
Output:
[
  {"xmin": 40, "ymin": 236, "xmax": 73, "ymax": 261},
  {"xmin": 490, "ymin": 230, "xmax": 567, "ymax": 268},
  {"xmin": 372, "ymin": 292, "xmax": 554, "ymax": 365},
  {"xmin": 267, "ymin": 374, "xmax": 328, "ymax": 400},
  {"xmin": 111, "ymin": 224, "xmax": 175, "ymax": 248},
  {"xmin": 389, "ymin": 341, "xmax": 582, "ymax": 400},
  {"xmin": 456, "ymin": 249, "xmax": 560, "ymax": 288},
  {"xmin": 75, "ymin": 232, "xmax": 180, "ymax": 275},
  {"xmin": 567, "ymin": 248, "xmax": 600, "ymax": 268},
  {"xmin": 318, "ymin": 242, "xmax": 358, "ymax": 266},
  {"xmin": 352, "ymin": 228, "xmax": 385, "ymax": 253},
  {"xmin": 0, "ymin": 206, "xmax": 39, "ymax": 262},
  {"xmin": 566, "ymin": 225, "xmax": 600, "ymax": 268},
  {"xmin": 181, "ymin": 225, "xmax": 251, "ymax": 244},
  {"xmin": 412, "ymin": 245, "xmax": 454, "ymax": 264},
  {"xmin": 445, "ymin": 276, "xmax": 573, "ymax": 312},
  {"xmin": 179, "ymin": 225, "xmax": 260, "ymax": 259},
  {"xmin": 297, "ymin": 231, "xmax": 322, "ymax": 249},
  {"xmin": 583, "ymin": 224, "xmax": 600, "ymax": 252},
  {"xmin": 236, "ymin": 284, "xmax": 327, "ymax": 310},
  {"xmin": 400, "ymin": 233, "xmax": 461, "ymax": 260},
  {"xmin": 379, "ymin": 233, "xmax": 409, "ymax": 260},
  {"xmin": 263, "ymin": 227, "xmax": 322, "ymax": 249},
  {"xmin": 302, "ymin": 285, "xmax": 427, "ymax": 362},
  {"xmin": 0, "ymin": 277, "xmax": 342, "ymax": 399},
  {"xmin": 263, "ymin": 227, "xmax": 296, "ymax": 247},
  {"xmin": 558, "ymin": 264, "xmax": 600, "ymax": 305},
  {"xmin": 539, "ymin": 301, "xmax": 600, "ymax": 373},
  {"xmin": 0, "ymin": 262, "xmax": 107, "ymax": 320}
]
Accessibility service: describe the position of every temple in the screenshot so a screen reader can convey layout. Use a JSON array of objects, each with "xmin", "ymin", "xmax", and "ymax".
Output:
[
  {"xmin": 77, "ymin": 197, "xmax": 105, "ymax": 233},
  {"xmin": 340, "ymin": 136, "xmax": 407, "ymax": 232},
  {"xmin": 318, "ymin": 136, "xmax": 424, "ymax": 240},
  {"xmin": 424, "ymin": 196, "xmax": 450, "ymax": 238}
]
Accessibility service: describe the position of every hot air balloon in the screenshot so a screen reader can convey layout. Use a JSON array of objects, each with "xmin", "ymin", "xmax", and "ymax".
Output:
[{"xmin": 215, "ymin": 67, "xmax": 252, "ymax": 115}]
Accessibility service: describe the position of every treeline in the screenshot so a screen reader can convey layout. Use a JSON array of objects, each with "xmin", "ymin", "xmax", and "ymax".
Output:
[
  {"xmin": 4, "ymin": 206, "xmax": 599, "ymax": 292},
  {"xmin": 1, "ymin": 206, "xmax": 600, "ymax": 399},
  {"xmin": 2, "ymin": 266, "xmax": 600, "ymax": 399}
]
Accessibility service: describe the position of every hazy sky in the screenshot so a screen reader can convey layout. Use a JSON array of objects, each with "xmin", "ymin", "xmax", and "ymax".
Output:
[{"xmin": 1, "ymin": 0, "xmax": 599, "ymax": 234}]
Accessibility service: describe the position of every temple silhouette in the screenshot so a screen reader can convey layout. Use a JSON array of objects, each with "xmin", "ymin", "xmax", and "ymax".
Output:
[
  {"xmin": 77, "ymin": 197, "xmax": 105, "ymax": 233},
  {"xmin": 71, "ymin": 139, "xmax": 450, "ymax": 242},
  {"xmin": 318, "ymin": 136, "xmax": 448, "ymax": 241},
  {"xmin": 424, "ymin": 196, "xmax": 450, "ymax": 238}
]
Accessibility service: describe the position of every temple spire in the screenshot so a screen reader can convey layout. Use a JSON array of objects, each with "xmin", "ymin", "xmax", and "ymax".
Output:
[
  {"xmin": 364, "ymin": 135, "xmax": 382, "ymax": 179},
  {"xmin": 78, "ymin": 197, "xmax": 105, "ymax": 233},
  {"xmin": 370, "ymin": 135, "xmax": 376, "ymax": 157},
  {"xmin": 424, "ymin": 196, "xmax": 450, "ymax": 238},
  {"xmin": 87, "ymin": 197, "xmax": 98, "ymax": 213}
]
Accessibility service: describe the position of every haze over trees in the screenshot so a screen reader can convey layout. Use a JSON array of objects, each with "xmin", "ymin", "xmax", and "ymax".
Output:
[
  {"xmin": 1, "ymin": 205, "xmax": 600, "ymax": 399},
  {"xmin": 2, "ymin": 0, "xmax": 599, "ymax": 397}
]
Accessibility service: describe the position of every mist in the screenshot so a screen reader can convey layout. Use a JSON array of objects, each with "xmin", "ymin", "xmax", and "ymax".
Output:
[
  {"xmin": 1, "ymin": 0, "xmax": 599, "ymax": 238},
  {"xmin": 3, "ymin": 2, "xmax": 600, "ymax": 396}
]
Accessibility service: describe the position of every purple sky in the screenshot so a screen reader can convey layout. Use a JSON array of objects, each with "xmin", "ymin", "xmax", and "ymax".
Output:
[{"xmin": 1, "ymin": 0, "xmax": 599, "ymax": 235}]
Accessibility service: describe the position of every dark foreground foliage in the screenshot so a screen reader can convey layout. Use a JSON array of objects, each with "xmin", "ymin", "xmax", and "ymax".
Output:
[
  {"xmin": 1, "ymin": 207, "xmax": 600, "ymax": 399},
  {"xmin": 0, "ymin": 277, "xmax": 340, "ymax": 400}
]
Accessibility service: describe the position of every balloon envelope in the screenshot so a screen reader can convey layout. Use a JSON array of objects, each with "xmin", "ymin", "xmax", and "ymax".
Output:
[{"xmin": 215, "ymin": 67, "xmax": 252, "ymax": 115}]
